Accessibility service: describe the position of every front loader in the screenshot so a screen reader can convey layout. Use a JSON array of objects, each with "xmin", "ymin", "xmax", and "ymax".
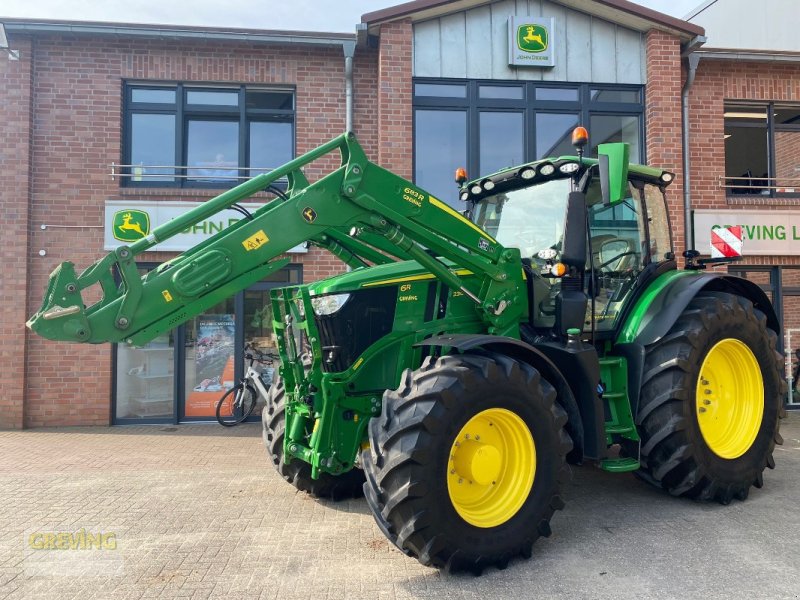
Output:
[{"xmin": 28, "ymin": 130, "xmax": 785, "ymax": 574}]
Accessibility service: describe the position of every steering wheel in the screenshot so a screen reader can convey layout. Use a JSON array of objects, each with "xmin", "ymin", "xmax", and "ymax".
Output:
[
  {"xmin": 597, "ymin": 239, "xmax": 637, "ymax": 273},
  {"xmin": 597, "ymin": 251, "xmax": 638, "ymax": 273}
]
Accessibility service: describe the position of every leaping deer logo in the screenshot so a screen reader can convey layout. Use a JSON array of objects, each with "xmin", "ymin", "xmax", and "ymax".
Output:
[
  {"xmin": 112, "ymin": 210, "xmax": 150, "ymax": 242},
  {"xmin": 118, "ymin": 213, "xmax": 146, "ymax": 237},
  {"xmin": 517, "ymin": 24, "xmax": 548, "ymax": 53},
  {"xmin": 523, "ymin": 26, "xmax": 544, "ymax": 47}
]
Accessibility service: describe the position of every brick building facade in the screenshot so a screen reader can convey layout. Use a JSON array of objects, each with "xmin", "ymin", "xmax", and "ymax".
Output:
[{"xmin": 3, "ymin": 0, "xmax": 795, "ymax": 428}]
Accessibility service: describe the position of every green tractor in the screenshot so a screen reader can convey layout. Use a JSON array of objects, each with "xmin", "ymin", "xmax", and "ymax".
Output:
[{"xmin": 28, "ymin": 130, "xmax": 785, "ymax": 574}]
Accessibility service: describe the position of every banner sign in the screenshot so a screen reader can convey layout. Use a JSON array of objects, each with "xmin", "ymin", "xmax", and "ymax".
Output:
[
  {"xmin": 185, "ymin": 315, "xmax": 236, "ymax": 418},
  {"xmin": 104, "ymin": 200, "xmax": 307, "ymax": 253},
  {"xmin": 694, "ymin": 210, "xmax": 800, "ymax": 256},
  {"xmin": 508, "ymin": 17, "xmax": 555, "ymax": 68}
]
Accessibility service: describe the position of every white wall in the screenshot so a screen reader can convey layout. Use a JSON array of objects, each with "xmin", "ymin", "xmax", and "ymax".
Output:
[
  {"xmin": 413, "ymin": 0, "xmax": 645, "ymax": 84},
  {"xmin": 687, "ymin": 0, "xmax": 800, "ymax": 52}
]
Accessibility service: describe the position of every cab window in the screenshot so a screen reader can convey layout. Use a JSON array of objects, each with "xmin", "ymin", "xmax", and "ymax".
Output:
[{"xmin": 587, "ymin": 181, "xmax": 647, "ymax": 332}]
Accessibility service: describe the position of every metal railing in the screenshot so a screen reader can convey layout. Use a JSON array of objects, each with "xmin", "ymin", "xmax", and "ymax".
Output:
[
  {"xmin": 110, "ymin": 164, "xmax": 288, "ymax": 182},
  {"xmin": 720, "ymin": 175, "xmax": 800, "ymax": 193}
]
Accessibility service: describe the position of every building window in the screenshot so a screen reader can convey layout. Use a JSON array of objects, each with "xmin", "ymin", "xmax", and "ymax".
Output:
[
  {"xmin": 123, "ymin": 84, "xmax": 295, "ymax": 188},
  {"xmin": 725, "ymin": 102, "xmax": 800, "ymax": 196},
  {"xmin": 413, "ymin": 80, "xmax": 644, "ymax": 205}
]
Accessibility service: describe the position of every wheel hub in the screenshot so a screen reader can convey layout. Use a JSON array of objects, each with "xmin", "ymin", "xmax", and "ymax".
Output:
[
  {"xmin": 447, "ymin": 408, "xmax": 535, "ymax": 528},
  {"xmin": 696, "ymin": 338, "xmax": 764, "ymax": 459},
  {"xmin": 452, "ymin": 441, "xmax": 502, "ymax": 486}
]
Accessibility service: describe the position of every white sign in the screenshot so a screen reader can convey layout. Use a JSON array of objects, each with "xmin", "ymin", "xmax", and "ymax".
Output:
[
  {"xmin": 508, "ymin": 17, "xmax": 555, "ymax": 68},
  {"xmin": 694, "ymin": 209, "xmax": 800, "ymax": 256},
  {"xmin": 104, "ymin": 200, "xmax": 307, "ymax": 253}
]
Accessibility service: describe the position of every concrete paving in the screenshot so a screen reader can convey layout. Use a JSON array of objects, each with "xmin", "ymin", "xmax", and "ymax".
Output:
[{"xmin": 0, "ymin": 414, "xmax": 798, "ymax": 600}]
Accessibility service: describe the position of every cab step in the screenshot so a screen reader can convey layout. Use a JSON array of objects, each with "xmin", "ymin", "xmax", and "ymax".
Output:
[{"xmin": 600, "ymin": 457, "xmax": 640, "ymax": 473}]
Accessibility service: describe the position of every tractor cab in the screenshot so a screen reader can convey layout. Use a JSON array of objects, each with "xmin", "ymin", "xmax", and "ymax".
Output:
[{"xmin": 462, "ymin": 130, "xmax": 675, "ymax": 339}]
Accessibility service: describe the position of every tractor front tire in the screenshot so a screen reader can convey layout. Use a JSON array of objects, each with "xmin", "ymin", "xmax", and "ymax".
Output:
[
  {"xmin": 262, "ymin": 376, "xmax": 365, "ymax": 500},
  {"xmin": 362, "ymin": 352, "xmax": 572, "ymax": 574},
  {"xmin": 637, "ymin": 292, "xmax": 785, "ymax": 503}
]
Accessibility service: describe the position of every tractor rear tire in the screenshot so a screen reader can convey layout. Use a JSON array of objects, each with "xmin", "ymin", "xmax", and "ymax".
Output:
[
  {"xmin": 262, "ymin": 376, "xmax": 365, "ymax": 500},
  {"xmin": 362, "ymin": 352, "xmax": 572, "ymax": 574},
  {"xmin": 636, "ymin": 292, "xmax": 785, "ymax": 504}
]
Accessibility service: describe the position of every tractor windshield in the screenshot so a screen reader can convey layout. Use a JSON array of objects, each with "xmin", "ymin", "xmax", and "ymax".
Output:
[{"xmin": 472, "ymin": 178, "xmax": 571, "ymax": 262}]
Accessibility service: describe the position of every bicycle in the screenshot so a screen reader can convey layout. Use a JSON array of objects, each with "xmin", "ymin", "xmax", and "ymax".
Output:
[{"xmin": 215, "ymin": 345, "xmax": 278, "ymax": 427}]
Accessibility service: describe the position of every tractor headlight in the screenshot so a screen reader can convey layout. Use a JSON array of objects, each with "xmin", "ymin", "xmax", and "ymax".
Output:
[
  {"xmin": 559, "ymin": 162, "xmax": 579, "ymax": 174},
  {"xmin": 482, "ymin": 179, "xmax": 495, "ymax": 191},
  {"xmin": 310, "ymin": 293, "xmax": 351, "ymax": 316},
  {"xmin": 519, "ymin": 167, "xmax": 536, "ymax": 180},
  {"xmin": 538, "ymin": 163, "xmax": 555, "ymax": 176}
]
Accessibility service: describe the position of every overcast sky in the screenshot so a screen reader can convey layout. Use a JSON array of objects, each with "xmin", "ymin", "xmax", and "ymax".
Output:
[{"xmin": 1, "ymin": 0, "xmax": 704, "ymax": 33}]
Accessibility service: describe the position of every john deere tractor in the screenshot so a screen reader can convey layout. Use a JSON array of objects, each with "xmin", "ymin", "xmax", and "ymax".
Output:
[{"xmin": 29, "ymin": 129, "xmax": 784, "ymax": 574}]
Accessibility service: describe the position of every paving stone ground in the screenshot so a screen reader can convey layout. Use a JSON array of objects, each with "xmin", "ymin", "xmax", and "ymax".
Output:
[{"xmin": 0, "ymin": 414, "xmax": 798, "ymax": 600}]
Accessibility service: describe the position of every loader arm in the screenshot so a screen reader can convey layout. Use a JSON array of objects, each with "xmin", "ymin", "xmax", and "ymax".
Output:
[{"xmin": 28, "ymin": 132, "xmax": 524, "ymax": 346}]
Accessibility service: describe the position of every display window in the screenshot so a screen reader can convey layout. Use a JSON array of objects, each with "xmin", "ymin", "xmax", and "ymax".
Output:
[{"xmin": 112, "ymin": 264, "xmax": 301, "ymax": 424}]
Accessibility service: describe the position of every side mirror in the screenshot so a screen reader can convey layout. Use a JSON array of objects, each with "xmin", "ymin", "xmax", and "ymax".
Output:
[
  {"xmin": 561, "ymin": 191, "xmax": 587, "ymax": 269},
  {"xmin": 598, "ymin": 142, "xmax": 630, "ymax": 205}
]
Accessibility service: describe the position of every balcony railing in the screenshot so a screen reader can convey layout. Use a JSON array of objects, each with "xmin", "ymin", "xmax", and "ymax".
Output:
[
  {"xmin": 110, "ymin": 164, "xmax": 287, "ymax": 183},
  {"xmin": 720, "ymin": 175, "xmax": 800, "ymax": 195}
]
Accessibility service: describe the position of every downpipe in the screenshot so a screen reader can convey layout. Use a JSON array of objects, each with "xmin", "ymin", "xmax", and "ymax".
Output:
[
  {"xmin": 343, "ymin": 40, "xmax": 355, "ymax": 133},
  {"xmin": 681, "ymin": 36, "xmax": 705, "ymax": 250}
]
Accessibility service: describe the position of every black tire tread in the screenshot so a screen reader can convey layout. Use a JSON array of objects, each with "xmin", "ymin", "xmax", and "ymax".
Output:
[
  {"xmin": 636, "ymin": 291, "xmax": 785, "ymax": 503},
  {"xmin": 363, "ymin": 352, "xmax": 572, "ymax": 574}
]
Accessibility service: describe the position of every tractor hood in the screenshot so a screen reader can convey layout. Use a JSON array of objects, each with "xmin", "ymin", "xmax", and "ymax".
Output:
[{"xmin": 307, "ymin": 259, "xmax": 462, "ymax": 297}]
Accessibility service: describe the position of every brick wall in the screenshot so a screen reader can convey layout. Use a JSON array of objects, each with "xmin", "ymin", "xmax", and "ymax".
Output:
[
  {"xmin": 4, "ymin": 33, "xmax": 377, "ymax": 427},
  {"xmin": 377, "ymin": 20, "xmax": 413, "ymax": 180},
  {"xmin": 688, "ymin": 58, "xmax": 800, "ymax": 267},
  {"xmin": 645, "ymin": 30, "xmax": 685, "ymax": 257},
  {"xmin": 0, "ymin": 37, "xmax": 33, "ymax": 429}
]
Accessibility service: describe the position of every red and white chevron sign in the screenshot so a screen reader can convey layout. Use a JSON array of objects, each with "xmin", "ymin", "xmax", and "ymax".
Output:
[{"xmin": 710, "ymin": 226, "xmax": 743, "ymax": 258}]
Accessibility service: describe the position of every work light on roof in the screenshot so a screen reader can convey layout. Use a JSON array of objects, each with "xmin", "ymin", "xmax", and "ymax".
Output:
[
  {"xmin": 559, "ymin": 162, "xmax": 579, "ymax": 174},
  {"xmin": 539, "ymin": 163, "xmax": 555, "ymax": 176},
  {"xmin": 519, "ymin": 167, "xmax": 536, "ymax": 180}
]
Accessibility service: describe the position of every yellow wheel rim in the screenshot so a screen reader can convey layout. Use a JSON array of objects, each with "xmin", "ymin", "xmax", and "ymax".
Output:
[
  {"xmin": 696, "ymin": 338, "xmax": 764, "ymax": 459},
  {"xmin": 447, "ymin": 408, "xmax": 535, "ymax": 528}
]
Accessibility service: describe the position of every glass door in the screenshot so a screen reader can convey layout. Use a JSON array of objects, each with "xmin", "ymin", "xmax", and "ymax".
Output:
[{"xmin": 240, "ymin": 266, "xmax": 302, "ymax": 420}]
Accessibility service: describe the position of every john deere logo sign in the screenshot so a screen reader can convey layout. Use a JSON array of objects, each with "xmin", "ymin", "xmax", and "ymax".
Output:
[
  {"xmin": 517, "ymin": 24, "xmax": 548, "ymax": 53},
  {"xmin": 509, "ymin": 17, "xmax": 555, "ymax": 67},
  {"xmin": 112, "ymin": 210, "xmax": 150, "ymax": 242}
]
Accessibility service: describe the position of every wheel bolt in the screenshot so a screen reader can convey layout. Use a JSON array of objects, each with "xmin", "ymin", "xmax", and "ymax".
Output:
[
  {"xmin": 699, "ymin": 407, "xmax": 707, "ymax": 413},
  {"xmin": 704, "ymin": 389, "xmax": 712, "ymax": 395},
  {"xmin": 703, "ymin": 399, "xmax": 711, "ymax": 405},
  {"xmin": 458, "ymin": 478, "xmax": 463, "ymax": 484},
  {"xmin": 701, "ymin": 379, "xmax": 709, "ymax": 386},
  {"xmin": 450, "ymin": 469, "xmax": 455, "ymax": 475},
  {"xmin": 465, "ymin": 434, "xmax": 470, "ymax": 439},
  {"xmin": 475, "ymin": 435, "xmax": 480, "ymax": 441}
]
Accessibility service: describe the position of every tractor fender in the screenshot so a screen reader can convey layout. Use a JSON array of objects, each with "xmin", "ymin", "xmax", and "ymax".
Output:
[
  {"xmin": 625, "ymin": 272, "xmax": 780, "ymax": 348},
  {"xmin": 416, "ymin": 334, "xmax": 589, "ymax": 463}
]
